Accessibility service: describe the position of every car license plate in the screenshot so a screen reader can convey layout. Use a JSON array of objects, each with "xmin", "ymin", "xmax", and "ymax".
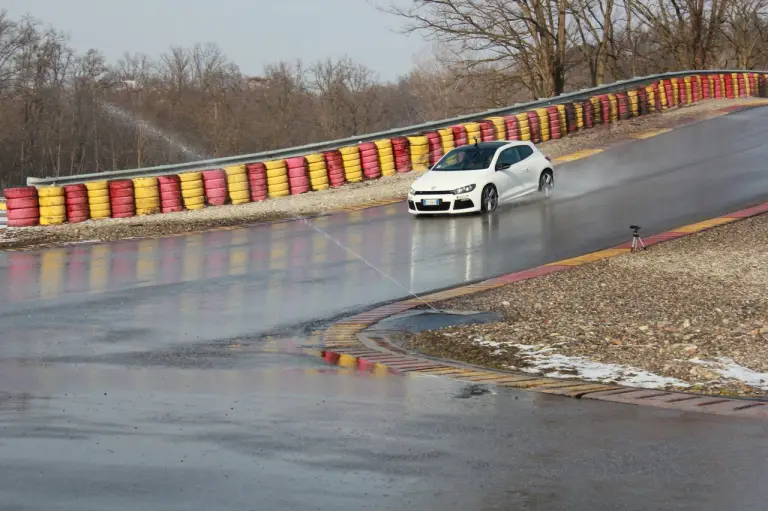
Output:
[{"xmin": 423, "ymin": 199, "xmax": 440, "ymax": 206}]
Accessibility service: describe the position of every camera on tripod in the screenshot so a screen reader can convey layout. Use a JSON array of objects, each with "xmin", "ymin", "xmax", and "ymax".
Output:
[{"xmin": 629, "ymin": 225, "xmax": 645, "ymax": 251}]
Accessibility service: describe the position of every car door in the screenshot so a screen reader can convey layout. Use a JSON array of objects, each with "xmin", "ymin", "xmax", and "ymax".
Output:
[
  {"xmin": 511, "ymin": 144, "xmax": 540, "ymax": 190},
  {"xmin": 494, "ymin": 147, "xmax": 527, "ymax": 200}
]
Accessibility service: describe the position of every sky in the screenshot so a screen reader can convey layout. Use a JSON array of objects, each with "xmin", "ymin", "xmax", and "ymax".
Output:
[{"xmin": 2, "ymin": 0, "xmax": 427, "ymax": 81}]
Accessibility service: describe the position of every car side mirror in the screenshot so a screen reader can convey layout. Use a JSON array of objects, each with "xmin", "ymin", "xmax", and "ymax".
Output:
[{"xmin": 496, "ymin": 162, "xmax": 511, "ymax": 170}]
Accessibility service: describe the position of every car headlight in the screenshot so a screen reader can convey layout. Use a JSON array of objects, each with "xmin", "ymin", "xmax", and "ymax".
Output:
[{"xmin": 452, "ymin": 184, "xmax": 476, "ymax": 195}]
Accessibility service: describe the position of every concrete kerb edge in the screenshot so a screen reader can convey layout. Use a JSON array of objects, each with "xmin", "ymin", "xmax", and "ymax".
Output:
[{"xmin": 320, "ymin": 200, "xmax": 768, "ymax": 420}]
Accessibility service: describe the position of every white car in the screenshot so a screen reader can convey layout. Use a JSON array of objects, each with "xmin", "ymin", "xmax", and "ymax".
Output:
[{"xmin": 407, "ymin": 140, "xmax": 554, "ymax": 215}]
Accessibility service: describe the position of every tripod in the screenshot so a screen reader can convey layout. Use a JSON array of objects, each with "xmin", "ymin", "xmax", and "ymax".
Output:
[{"xmin": 630, "ymin": 225, "xmax": 646, "ymax": 251}]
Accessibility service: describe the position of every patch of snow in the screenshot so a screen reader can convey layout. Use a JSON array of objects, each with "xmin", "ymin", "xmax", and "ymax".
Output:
[
  {"xmin": 690, "ymin": 357, "xmax": 768, "ymax": 390},
  {"xmin": 473, "ymin": 339, "xmax": 690, "ymax": 389}
]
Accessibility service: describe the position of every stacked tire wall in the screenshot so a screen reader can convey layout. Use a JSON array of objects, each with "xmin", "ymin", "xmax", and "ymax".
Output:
[{"xmin": 7, "ymin": 71, "xmax": 768, "ymax": 228}]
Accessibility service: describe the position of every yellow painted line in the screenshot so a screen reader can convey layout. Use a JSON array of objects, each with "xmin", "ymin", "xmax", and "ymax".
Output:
[
  {"xmin": 549, "ymin": 248, "xmax": 630, "ymax": 266},
  {"xmin": 553, "ymin": 148, "xmax": 604, "ymax": 163},
  {"xmin": 631, "ymin": 128, "xmax": 672, "ymax": 139},
  {"xmin": 673, "ymin": 217, "xmax": 735, "ymax": 233}
]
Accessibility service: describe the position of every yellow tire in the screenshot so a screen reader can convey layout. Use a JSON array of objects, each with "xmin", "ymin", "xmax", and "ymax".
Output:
[
  {"xmin": 339, "ymin": 146, "xmax": 359, "ymax": 156},
  {"xmin": 134, "ymin": 187, "xmax": 159, "ymax": 200},
  {"xmin": 85, "ymin": 181, "xmax": 108, "ymax": 192},
  {"xmin": 228, "ymin": 181, "xmax": 250, "ymax": 193},
  {"xmin": 90, "ymin": 210, "xmax": 111, "ymax": 219},
  {"xmin": 312, "ymin": 183, "xmax": 330, "ymax": 191},
  {"xmin": 231, "ymin": 198, "xmax": 250, "ymax": 205},
  {"xmin": 229, "ymin": 190, "xmax": 250, "ymax": 201},
  {"xmin": 309, "ymin": 168, "xmax": 328, "ymax": 179},
  {"xmin": 308, "ymin": 162, "xmax": 327, "ymax": 171},
  {"xmin": 39, "ymin": 196, "xmax": 65, "ymax": 207},
  {"xmin": 186, "ymin": 203, "xmax": 205, "ymax": 210},
  {"xmin": 136, "ymin": 207, "xmax": 160, "ymax": 216},
  {"xmin": 135, "ymin": 198, "xmax": 160, "ymax": 209},
  {"xmin": 269, "ymin": 183, "xmax": 290, "ymax": 194},
  {"xmin": 267, "ymin": 175, "xmax": 288, "ymax": 186},
  {"xmin": 40, "ymin": 215, "xmax": 66, "ymax": 225},
  {"xmin": 181, "ymin": 188, "xmax": 204, "ymax": 199},
  {"xmin": 343, "ymin": 164, "xmax": 362, "ymax": 174},
  {"xmin": 225, "ymin": 165, "xmax": 246, "ymax": 176},
  {"xmin": 37, "ymin": 186, "xmax": 64, "ymax": 198},
  {"xmin": 132, "ymin": 177, "xmax": 158, "ymax": 188},
  {"xmin": 266, "ymin": 167, "xmax": 287, "ymax": 179},
  {"xmin": 270, "ymin": 190, "xmax": 290, "ymax": 198},
  {"xmin": 346, "ymin": 172, "xmax": 363, "ymax": 182},
  {"xmin": 40, "ymin": 205, "xmax": 65, "ymax": 216},
  {"xmin": 265, "ymin": 160, "xmax": 286, "ymax": 170},
  {"xmin": 379, "ymin": 154, "xmax": 395, "ymax": 165},
  {"xmin": 305, "ymin": 153, "xmax": 324, "ymax": 164},
  {"xmin": 181, "ymin": 181, "xmax": 204, "ymax": 192},
  {"xmin": 184, "ymin": 196, "xmax": 205, "ymax": 207},
  {"xmin": 179, "ymin": 172, "xmax": 202, "ymax": 182},
  {"xmin": 226, "ymin": 172, "xmax": 248, "ymax": 184}
]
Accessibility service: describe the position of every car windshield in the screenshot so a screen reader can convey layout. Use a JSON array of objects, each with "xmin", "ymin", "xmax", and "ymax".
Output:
[{"xmin": 432, "ymin": 146, "xmax": 496, "ymax": 171}]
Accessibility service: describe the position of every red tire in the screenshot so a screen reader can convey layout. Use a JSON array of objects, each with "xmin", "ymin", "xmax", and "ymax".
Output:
[
  {"xmin": 204, "ymin": 177, "xmax": 227, "ymax": 189},
  {"xmin": 4, "ymin": 187, "xmax": 37, "ymax": 199},
  {"xmin": 6, "ymin": 197, "xmax": 39, "ymax": 209},
  {"xmin": 285, "ymin": 156, "xmax": 306, "ymax": 169},
  {"xmin": 7, "ymin": 217, "xmax": 39, "ymax": 227},
  {"xmin": 158, "ymin": 175, "xmax": 180, "ymax": 185},
  {"xmin": 7, "ymin": 207, "xmax": 40, "ymax": 220},
  {"xmin": 66, "ymin": 196, "xmax": 89, "ymax": 206},
  {"xmin": 202, "ymin": 169, "xmax": 225, "ymax": 180},
  {"xmin": 109, "ymin": 180, "xmax": 132, "ymax": 190},
  {"xmin": 111, "ymin": 204, "xmax": 135, "ymax": 214},
  {"xmin": 112, "ymin": 211, "xmax": 135, "ymax": 219},
  {"xmin": 67, "ymin": 214, "xmax": 89, "ymax": 224},
  {"xmin": 110, "ymin": 196, "xmax": 134, "ymax": 206},
  {"xmin": 290, "ymin": 185, "xmax": 309, "ymax": 195},
  {"xmin": 289, "ymin": 176, "xmax": 309, "ymax": 188},
  {"xmin": 162, "ymin": 205, "xmax": 184, "ymax": 213},
  {"xmin": 110, "ymin": 188, "xmax": 134, "ymax": 199},
  {"xmin": 67, "ymin": 205, "xmax": 89, "ymax": 214},
  {"xmin": 287, "ymin": 167, "xmax": 307, "ymax": 178}
]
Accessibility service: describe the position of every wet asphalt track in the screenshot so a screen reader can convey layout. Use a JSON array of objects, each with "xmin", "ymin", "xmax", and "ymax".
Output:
[{"xmin": 1, "ymin": 107, "xmax": 768, "ymax": 510}]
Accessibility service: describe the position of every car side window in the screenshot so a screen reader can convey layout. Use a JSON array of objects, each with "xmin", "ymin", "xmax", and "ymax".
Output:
[
  {"xmin": 516, "ymin": 145, "xmax": 534, "ymax": 161},
  {"xmin": 497, "ymin": 148, "xmax": 520, "ymax": 167}
]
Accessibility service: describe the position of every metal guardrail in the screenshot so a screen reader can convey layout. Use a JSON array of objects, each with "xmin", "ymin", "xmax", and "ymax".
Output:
[{"xmin": 26, "ymin": 69, "xmax": 757, "ymax": 187}]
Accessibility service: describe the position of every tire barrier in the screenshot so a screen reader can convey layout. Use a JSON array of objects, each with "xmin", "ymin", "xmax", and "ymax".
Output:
[
  {"xmin": 358, "ymin": 143, "xmax": 382, "ymax": 180},
  {"xmin": 284, "ymin": 157, "xmax": 310, "ymax": 195},
  {"xmin": 64, "ymin": 184, "xmax": 89, "ymax": 223},
  {"xmin": 583, "ymin": 99, "xmax": 594, "ymax": 128},
  {"xmin": 374, "ymin": 139, "xmax": 396, "ymax": 177},
  {"xmin": 486, "ymin": 117, "xmax": 506, "ymax": 140},
  {"xmin": 339, "ymin": 145, "xmax": 363, "ymax": 182},
  {"xmin": 391, "ymin": 137, "xmax": 411, "ymax": 173},
  {"xmin": 535, "ymin": 108, "xmax": 550, "ymax": 141},
  {"xmin": 565, "ymin": 103, "xmax": 578, "ymax": 134},
  {"xmin": 547, "ymin": 106, "xmax": 561, "ymax": 139},
  {"xmin": 425, "ymin": 132, "xmax": 443, "ymax": 166},
  {"xmin": 38, "ymin": 186, "xmax": 66, "ymax": 226},
  {"xmin": 5, "ymin": 186, "xmax": 39, "ymax": 227},
  {"xmin": 265, "ymin": 159, "xmax": 290, "ymax": 197},
  {"xmin": 158, "ymin": 175, "xmax": 184, "ymax": 213},
  {"xmin": 451, "ymin": 125, "xmax": 468, "ymax": 146},
  {"xmin": 246, "ymin": 163, "xmax": 269, "ymax": 200},
  {"xmin": 478, "ymin": 120, "xmax": 495, "ymax": 142},
  {"xmin": 84, "ymin": 181, "xmax": 111, "ymax": 219},
  {"xmin": 526, "ymin": 111, "xmax": 540, "ymax": 143},
  {"xmin": 516, "ymin": 113, "xmax": 531, "ymax": 141},
  {"xmin": 202, "ymin": 169, "xmax": 228, "ymax": 206},
  {"xmin": 109, "ymin": 180, "xmax": 135, "ymax": 218},
  {"xmin": 132, "ymin": 177, "xmax": 161, "ymax": 216},
  {"xmin": 437, "ymin": 128, "xmax": 455, "ymax": 154},
  {"xmin": 463, "ymin": 122, "xmax": 481, "ymax": 144},
  {"xmin": 179, "ymin": 171, "xmax": 205, "ymax": 210},
  {"xmin": 616, "ymin": 92, "xmax": 630, "ymax": 120},
  {"xmin": 407, "ymin": 135, "xmax": 430, "ymax": 171},
  {"xmin": 225, "ymin": 164, "xmax": 251, "ymax": 204},
  {"xmin": 324, "ymin": 150, "xmax": 346, "ymax": 187},
  {"xmin": 305, "ymin": 153, "xmax": 331, "ymax": 189},
  {"xmin": 12, "ymin": 71, "xmax": 765, "ymax": 229},
  {"xmin": 505, "ymin": 115, "xmax": 520, "ymax": 140}
]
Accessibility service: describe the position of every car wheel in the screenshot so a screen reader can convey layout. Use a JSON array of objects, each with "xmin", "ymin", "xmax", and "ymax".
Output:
[
  {"xmin": 539, "ymin": 170, "xmax": 554, "ymax": 196},
  {"xmin": 481, "ymin": 185, "xmax": 498, "ymax": 214}
]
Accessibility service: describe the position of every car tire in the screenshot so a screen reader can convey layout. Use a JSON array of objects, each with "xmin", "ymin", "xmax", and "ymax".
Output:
[
  {"xmin": 539, "ymin": 169, "xmax": 554, "ymax": 196},
  {"xmin": 480, "ymin": 185, "xmax": 498, "ymax": 214}
]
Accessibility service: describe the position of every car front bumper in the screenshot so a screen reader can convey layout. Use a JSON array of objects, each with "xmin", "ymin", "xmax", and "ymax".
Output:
[{"xmin": 407, "ymin": 190, "xmax": 482, "ymax": 215}]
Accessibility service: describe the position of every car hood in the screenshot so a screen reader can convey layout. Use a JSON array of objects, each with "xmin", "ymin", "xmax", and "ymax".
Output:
[{"xmin": 411, "ymin": 169, "xmax": 487, "ymax": 191}]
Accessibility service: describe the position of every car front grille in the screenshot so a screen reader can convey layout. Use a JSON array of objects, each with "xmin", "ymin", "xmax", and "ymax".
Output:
[
  {"xmin": 453, "ymin": 199, "xmax": 474, "ymax": 210},
  {"xmin": 414, "ymin": 201, "xmax": 451, "ymax": 212}
]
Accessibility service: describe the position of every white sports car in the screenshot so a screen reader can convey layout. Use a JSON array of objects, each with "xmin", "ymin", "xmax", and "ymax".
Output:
[{"xmin": 407, "ymin": 140, "xmax": 554, "ymax": 215}]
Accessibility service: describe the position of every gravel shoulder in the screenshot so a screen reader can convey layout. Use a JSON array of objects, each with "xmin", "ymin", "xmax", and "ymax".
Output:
[
  {"xmin": 405, "ymin": 212, "xmax": 768, "ymax": 397},
  {"xmin": 1, "ymin": 98, "xmax": 764, "ymax": 251}
]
